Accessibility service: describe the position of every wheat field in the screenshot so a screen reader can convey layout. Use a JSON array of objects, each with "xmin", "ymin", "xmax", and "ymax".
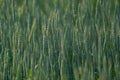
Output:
[{"xmin": 0, "ymin": 0, "xmax": 120, "ymax": 80}]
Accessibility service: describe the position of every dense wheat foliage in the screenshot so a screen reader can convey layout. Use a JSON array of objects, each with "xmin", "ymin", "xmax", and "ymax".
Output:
[{"xmin": 0, "ymin": 0, "xmax": 120, "ymax": 80}]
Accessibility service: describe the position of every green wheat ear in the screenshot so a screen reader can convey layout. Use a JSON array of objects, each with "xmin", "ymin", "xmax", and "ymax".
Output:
[{"xmin": 29, "ymin": 18, "xmax": 36, "ymax": 42}]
